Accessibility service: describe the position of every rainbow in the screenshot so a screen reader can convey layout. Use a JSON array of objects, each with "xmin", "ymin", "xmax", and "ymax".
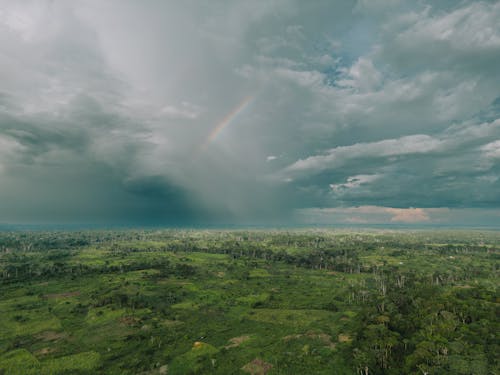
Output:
[{"xmin": 200, "ymin": 95, "xmax": 253, "ymax": 151}]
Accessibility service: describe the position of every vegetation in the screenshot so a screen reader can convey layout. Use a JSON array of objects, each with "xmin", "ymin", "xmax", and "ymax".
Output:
[{"xmin": 0, "ymin": 229, "xmax": 498, "ymax": 374}]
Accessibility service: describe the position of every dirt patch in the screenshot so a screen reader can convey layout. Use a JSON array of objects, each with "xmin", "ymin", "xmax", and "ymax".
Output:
[
  {"xmin": 283, "ymin": 332, "xmax": 336, "ymax": 349},
  {"xmin": 241, "ymin": 358, "xmax": 273, "ymax": 375},
  {"xmin": 193, "ymin": 341, "xmax": 204, "ymax": 348},
  {"xmin": 43, "ymin": 291, "xmax": 80, "ymax": 299},
  {"xmin": 225, "ymin": 335, "xmax": 251, "ymax": 348},
  {"xmin": 35, "ymin": 331, "xmax": 67, "ymax": 341},
  {"xmin": 34, "ymin": 347, "xmax": 57, "ymax": 356},
  {"xmin": 338, "ymin": 334, "xmax": 351, "ymax": 343}
]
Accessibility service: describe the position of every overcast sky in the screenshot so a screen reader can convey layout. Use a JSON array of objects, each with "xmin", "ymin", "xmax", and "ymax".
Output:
[{"xmin": 0, "ymin": 0, "xmax": 499, "ymax": 226}]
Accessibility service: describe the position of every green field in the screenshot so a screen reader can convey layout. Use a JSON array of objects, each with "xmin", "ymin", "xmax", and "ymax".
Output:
[{"xmin": 0, "ymin": 229, "xmax": 498, "ymax": 374}]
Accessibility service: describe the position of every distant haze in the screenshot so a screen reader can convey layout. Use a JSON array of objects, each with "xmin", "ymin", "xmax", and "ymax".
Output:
[{"xmin": 0, "ymin": 0, "xmax": 499, "ymax": 226}]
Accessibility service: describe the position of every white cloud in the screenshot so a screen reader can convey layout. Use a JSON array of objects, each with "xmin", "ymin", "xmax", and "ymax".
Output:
[
  {"xmin": 477, "ymin": 175, "xmax": 498, "ymax": 184},
  {"xmin": 337, "ymin": 58, "xmax": 381, "ymax": 92},
  {"xmin": 481, "ymin": 140, "xmax": 500, "ymax": 159},
  {"xmin": 0, "ymin": 1, "xmax": 47, "ymax": 42},
  {"xmin": 275, "ymin": 68, "xmax": 325, "ymax": 88},
  {"xmin": 283, "ymin": 116, "xmax": 500, "ymax": 181},
  {"xmin": 449, "ymin": 119, "xmax": 500, "ymax": 141},
  {"xmin": 295, "ymin": 205, "xmax": 446, "ymax": 224},
  {"xmin": 397, "ymin": 2, "xmax": 500, "ymax": 50},
  {"xmin": 160, "ymin": 102, "xmax": 200, "ymax": 120},
  {"xmin": 385, "ymin": 207, "xmax": 430, "ymax": 223},
  {"xmin": 285, "ymin": 134, "xmax": 444, "ymax": 174},
  {"xmin": 330, "ymin": 174, "xmax": 381, "ymax": 193}
]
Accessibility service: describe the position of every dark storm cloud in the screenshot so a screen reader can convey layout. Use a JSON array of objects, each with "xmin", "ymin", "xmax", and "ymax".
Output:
[{"xmin": 0, "ymin": 0, "xmax": 499, "ymax": 225}]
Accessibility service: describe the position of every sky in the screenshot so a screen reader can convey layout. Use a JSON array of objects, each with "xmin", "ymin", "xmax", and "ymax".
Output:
[{"xmin": 0, "ymin": 0, "xmax": 499, "ymax": 227}]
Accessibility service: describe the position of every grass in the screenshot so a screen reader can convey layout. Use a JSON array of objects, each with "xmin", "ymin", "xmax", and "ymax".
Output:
[{"xmin": 0, "ymin": 349, "xmax": 100, "ymax": 375}]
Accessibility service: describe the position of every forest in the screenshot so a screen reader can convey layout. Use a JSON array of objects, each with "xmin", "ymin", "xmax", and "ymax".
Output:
[{"xmin": 0, "ymin": 229, "xmax": 498, "ymax": 374}]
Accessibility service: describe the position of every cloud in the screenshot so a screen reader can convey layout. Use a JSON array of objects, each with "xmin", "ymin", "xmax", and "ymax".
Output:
[
  {"xmin": 385, "ymin": 207, "xmax": 430, "ymax": 223},
  {"xmin": 336, "ymin": 58, "xmax": 381, "ymax": 92},
  {"xmin": 330, "ymin": 174, "xmax": 381, "ymax": 193},
  {"xmin": 160, "ymin": 102, "xmax": 201, "ymax": 120},
  {"xmin": 295, "ymin": 206, "xmax": 439, "ymax": 224},
  {"xmin": 481, "ymin": 140, "xmax": 500, "ymax": 159},
  {"xmin": 0, "ymin": 134, "xmax": 25, "ymax": 173},
  {"xmin": 296, "ymin": 206, "xmax": 500, "ymax": 227},
  {"xmin": 0, "ymin": 0, "xmax": 499, "ymax": 225},
  {"xmin": 284, "ymin": 134, "xmax": 444, "ymax": 175},
  {"xmin": 354, "ymin": 0, "xmax": 401, "ymax": 14},
  {"xmin": 395, "ymin": 2, "xmax": 500, "ymax": 51}
]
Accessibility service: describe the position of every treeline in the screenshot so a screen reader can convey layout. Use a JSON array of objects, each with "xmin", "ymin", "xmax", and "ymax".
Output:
[
  {"xmin": 0, "ymin": 256, "xmax": 197, "ymax": 284},
  {"xmin": 2, "ymin": 230, "xmax": 500, "ymax": 253},
  {"xmin": 109, "ymin": 242, "xmax": 495, "ymax": 283},
  {"xmin": 1, "ymin": 242, "xmax": 495, "ymax": 287}
]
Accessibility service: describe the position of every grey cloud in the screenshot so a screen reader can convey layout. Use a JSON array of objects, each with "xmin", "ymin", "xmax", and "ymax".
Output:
[
  {"xmin": 0, "ymin": 0, "xmax": 499, "ymax": 225},
  {"xmin": 281, "ymin": 119, "xmax": 500, "ymax": 208},
  {"xmin": 284, "ymin": 134, "xmax": 445, "ymax": 176}
]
